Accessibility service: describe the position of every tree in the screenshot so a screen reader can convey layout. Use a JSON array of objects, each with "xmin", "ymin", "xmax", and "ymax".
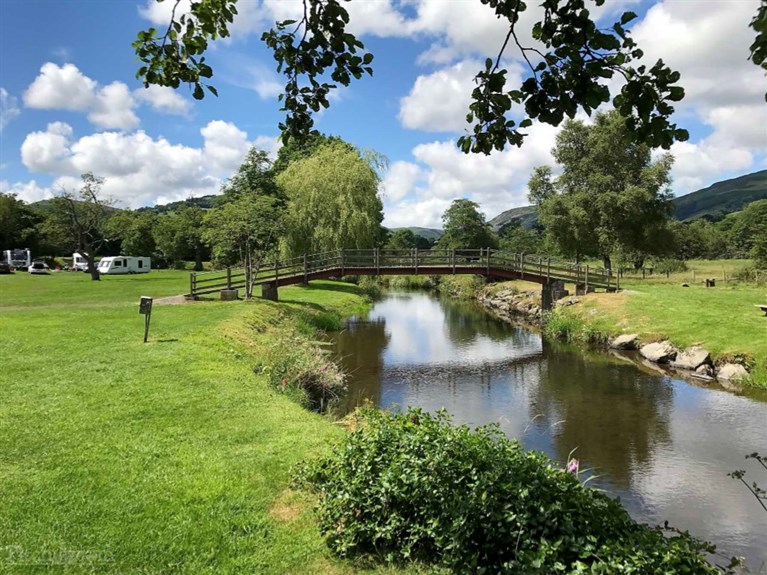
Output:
[
  {"xmin": 105, "ymin": 210, "xmax": 157, "ymax": 257},
  {"xmin": 202, "ymin": 196, "xmax": 283, "ymax": 297},
  {"xmin": 277, "ymin": 140, "xmax": 385, "ymax": 255},
  {"xmin": 437, "ymin": 199, "xmax": 498, "ymax": 250},
  {"xmin": 529, "ymin": 111, "xmax": 674, "ymax": 270},
  {"xmin": 0, "ymin": 194, "xmax": 40, "ymax": 252},
  {"xmin": 217, "ymin": 147, "xmax": 281, "ymax": 204},
  {"xmin": 50, "ymin": 173, "xmax": 113, "ymax": 280},
  {"xmin": 387, "ymin": 229, "xmax": 419, "ymax": 250},
  {"xmin": 498, "ymin": 222, "xmax": 544, "ymax": 255},
  {"xmin": 133, "ymin": 0, "xmax": 727, "ymax": 153},
  {"xmin": 152, "ymin": 212, "xmax": 187, "ymax": 268}
]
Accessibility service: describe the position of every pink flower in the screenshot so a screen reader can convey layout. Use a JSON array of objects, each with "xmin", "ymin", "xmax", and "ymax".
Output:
[{"xmin": 567, "ymin": 459, "xmax": 579, "ymax": 475}]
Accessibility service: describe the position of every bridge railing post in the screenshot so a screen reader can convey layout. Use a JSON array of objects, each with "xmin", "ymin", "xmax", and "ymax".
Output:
[
  {"xmin": 451, "ymin": 248, "xmax": 456, "ymax": 274},
  {"xmin": 226, "ymin": 267, "xmax": 232, "ymax": 290},
  {"xmin": 547, "ymin": 258, "xmax": 551, "ymax": 281},
  {"xmin": 487, "ymin": 248, "xmax": 491, "ymax": 275},
  {"xmin": 340, "ymin": 249, "xmax": 345, "ymax": 276},
  {"xmin": 190, "ymin": 272, "xmax": 195, "ymax": 296},
  {"xmin": 414, "ymin": 248, "xmax": 419, "ymax": 274},
  {"xmin": 375, "ymin": 248, "xmax": 380, "ymax": 275},
  {"xmin": 585, "ymin": 265, "xmax": 589, "ymax": 293},
  {"xmin": 304, "ymin": 254, "xmax": 308, "ymax": 284}
]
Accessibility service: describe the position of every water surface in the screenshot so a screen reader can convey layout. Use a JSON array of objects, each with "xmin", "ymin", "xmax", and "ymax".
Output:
[{"xmin": 330, "ymin": 291, "xmax": 767, "ymax": 570}]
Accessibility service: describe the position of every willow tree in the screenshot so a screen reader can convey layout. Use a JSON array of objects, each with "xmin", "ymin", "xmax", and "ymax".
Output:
[{"xmin": 277, "ymin": 141, "xmax": 385, "ymax": 256}]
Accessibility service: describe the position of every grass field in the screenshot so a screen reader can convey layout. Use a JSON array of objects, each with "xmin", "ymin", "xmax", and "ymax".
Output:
[
  {"xmin": 542, "ymin": 261, "xmax": 767, "ymax": 387},
  {"xmin": 0, "ymin": 271, "xmax": 417, "ymax": 574}
]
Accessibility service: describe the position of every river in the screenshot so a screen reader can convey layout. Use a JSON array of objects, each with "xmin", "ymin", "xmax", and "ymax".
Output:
[{"xmin": 329, "ymin": 290, "xmax": 767, "ymax": 570}]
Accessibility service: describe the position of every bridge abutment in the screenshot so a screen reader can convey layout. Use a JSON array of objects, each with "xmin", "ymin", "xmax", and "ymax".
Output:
[{"xmin": 542, "ymin": 280, "xmax": 569, "ymax": 311}]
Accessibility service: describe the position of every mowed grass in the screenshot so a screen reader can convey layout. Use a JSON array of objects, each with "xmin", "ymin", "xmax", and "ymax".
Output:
[
  {"xmin": 0, "ymin": 272, "xmax": 414, "ymax": 574},
  {"xmin": 559, "ymin": 279, "xmax": 767, "ymax": 386}
]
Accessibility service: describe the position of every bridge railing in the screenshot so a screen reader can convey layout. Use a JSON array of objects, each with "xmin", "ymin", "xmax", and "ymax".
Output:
[{"xmin": 188, "ymin": 248, "xmax": 616, "ymax": 296}]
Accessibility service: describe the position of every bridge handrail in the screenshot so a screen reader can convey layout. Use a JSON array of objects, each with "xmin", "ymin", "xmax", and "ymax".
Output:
[{"xmin": 189, "ymin": 248, "xmax": 616, "ymax": 296}]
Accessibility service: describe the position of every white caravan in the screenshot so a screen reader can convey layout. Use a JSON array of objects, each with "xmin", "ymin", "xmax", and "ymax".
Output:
[
  {"xmin": 97, "ymin": 256, "xmax": 151, "ymax": 275},
  {"xmin": 72, "ymin": 252, "xmax": 89, "ymax": 271},
  {"xmin": 3, "ymin": 248, "xmax": 32, "ymax": 271}
]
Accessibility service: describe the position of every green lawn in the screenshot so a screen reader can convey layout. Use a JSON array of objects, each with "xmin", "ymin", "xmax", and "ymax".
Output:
[
  {"xmin": 0, "ymin": 271, "xmax": 413, "ymax": 574},
  {"xmin": 554, "ymin": 277, "xmax": 767, "ymax": 386}
]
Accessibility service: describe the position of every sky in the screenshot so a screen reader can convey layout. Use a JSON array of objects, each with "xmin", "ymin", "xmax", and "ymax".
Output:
[{"xmin": 0, "ymin": 0, "xmax": 765, "ymax": 229}]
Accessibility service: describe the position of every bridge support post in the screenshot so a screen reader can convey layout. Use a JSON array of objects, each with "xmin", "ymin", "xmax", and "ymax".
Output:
[
  {"xmin": 542, "ymin": 280, "xmax": 567, "ymax": 311},
  {"xmin": 262, "ymin": 283, "xmax": 278, "ymax": 302}
]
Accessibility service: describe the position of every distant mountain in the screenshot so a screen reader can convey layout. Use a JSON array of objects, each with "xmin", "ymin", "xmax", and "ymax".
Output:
[
  {"xmin": 488, "ymin": 169, "xmax": 767, "ymax": 229},
  {"xmin": 488, "ymin": 205, "xmax": 537, "ymax": 231},
  {"xmin": 673, "ymin": 170, "xmax": 767, "ymax": 221},
  {"xmin": 389, "ymin": 227, "xmax": 444, "ymax": 241}
]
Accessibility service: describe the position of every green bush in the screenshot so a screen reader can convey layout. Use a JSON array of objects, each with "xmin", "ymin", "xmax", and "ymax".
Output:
[{"xmin": 297, "ymin": 409, "xmax": 720, "ymax": 574}]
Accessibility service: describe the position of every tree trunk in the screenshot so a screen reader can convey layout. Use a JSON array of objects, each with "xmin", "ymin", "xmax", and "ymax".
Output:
[
  {"xmin": 602, "ymin": 254, "xmax": 612, "ymax": 272},
  {"xmin": 86, "ymin": 253, "xmax": 100, "ymax": 281},
  {"xmin": 194, "ymin": 243, "xmax": 203, "ymax": 272}
]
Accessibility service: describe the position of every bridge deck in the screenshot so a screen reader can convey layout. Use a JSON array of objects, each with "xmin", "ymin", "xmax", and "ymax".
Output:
[{"xmin": 189, "ymin": 249, "xmax": 617, "ymax": 297}]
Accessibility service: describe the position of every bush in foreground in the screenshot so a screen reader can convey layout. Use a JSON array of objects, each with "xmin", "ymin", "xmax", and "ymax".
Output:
[{"xmin": 297, "ymin": 409, "xmax": 721, "ymax": 574}]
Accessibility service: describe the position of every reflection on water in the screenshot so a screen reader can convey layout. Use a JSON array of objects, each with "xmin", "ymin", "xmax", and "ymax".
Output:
[{"xmin": 329, "ymin": 291, "xmax": 767, "ymax": 570}]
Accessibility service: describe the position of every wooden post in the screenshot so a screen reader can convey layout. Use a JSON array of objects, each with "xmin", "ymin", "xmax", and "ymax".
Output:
[
  {"xmin": 414, "ymin": 248, "xmax": 419, "ymax": 274},
  {"xmin": 303, "ymin": 253, "xmax": 308, "ymax": 284},
  {"xmin": 226, "ymin": 267, "xmax": 232, "ymax": 290},
  {"xmin": 547, "ymin": 258, "xmax": 551, "ymax": 281},
  {"xmin": 190, "ymin": 273, "xmax": 195, "ymax": 296},
  {"xmin": 375, "ymin": 248, "xmax": 380, "ymax": 276},
  {"xmin": 275, "ymin": 259, "xmax": 279, "ymax": 284},
  {"xmin": 617, "ymin": 269, "xmax": 620, "ymax": 290},
  {"xmin": 520, "ymin": 253, "xmax": 524, "ymax": 280},
  {"xmin": 585, "ymin": 265, "xmax": 589, "ymax": 293},
  {"xmin": 340, "ymin": 249, "xmax": 345, "ymax": 276},
  {"xmin": 452, "ymin": 248, "xmax": 456, "ymax": 274},
  {"xmin": 487, "ymin": 249, "xmax": 491, "ymax": 275}
]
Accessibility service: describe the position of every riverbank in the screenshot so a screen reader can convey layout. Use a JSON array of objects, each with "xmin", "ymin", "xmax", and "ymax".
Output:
[
  {"xmin": 476, "ymin": 278, "xmax": 767, "ymax": 389},
  {"xmin": 0, "ymin": 272, "xmax": 421, "ymax": 574}
]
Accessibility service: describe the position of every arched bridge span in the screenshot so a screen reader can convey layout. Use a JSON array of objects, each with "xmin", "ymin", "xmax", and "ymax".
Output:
[{"xmin": 188, "ymin": 249, "xmax": 618, "ymax": 309}]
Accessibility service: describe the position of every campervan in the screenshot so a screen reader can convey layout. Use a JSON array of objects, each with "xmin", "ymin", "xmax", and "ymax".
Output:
[
  {"xmin": 97, "ymin": 256, "xmax": 151, "ymax": 275},
  {"xmin": 72, "ymin": 252, "xmax": 89, "ymax": 271},
  {"xmin": 3, "ymin": 248, "xmax": 32, "ymax": 271}
]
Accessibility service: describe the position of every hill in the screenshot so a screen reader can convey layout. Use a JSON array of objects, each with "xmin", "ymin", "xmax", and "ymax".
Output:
[
  {"xmin": 672, "ymin": 170, "xmax": 767, "ymax": 221},
  {"xmin": 488, "ymin": 205, "xmax": 538, "ymax": 232},
  {"xmin": 389, "ymin": 227, "xmax": 444, "ymax": 241},
  {"xmin": 489, "ymin": 169, "xmax": 767, "ymax": 230}
]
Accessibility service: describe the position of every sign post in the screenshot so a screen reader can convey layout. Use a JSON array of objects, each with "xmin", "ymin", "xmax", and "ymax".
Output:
[{"xmin": 139, "ymin": 296, "xmax": 153, "ymax": 343}]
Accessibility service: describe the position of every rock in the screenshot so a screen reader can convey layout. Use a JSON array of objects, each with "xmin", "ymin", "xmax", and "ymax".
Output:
[
  {"xmin": 639, "ymin": 341, "xmax": 677, "ymax": 364},
  {"xmin": 609, "ymin": 333, "xmax": 639, "ymax": 350},
  {"xmin": 695, "ymin": 364, "xmax": 714, "ymax": 377},
  {"xmin": 670, "ymin": 346, "xmax": 711, "ymax": 371},
  {"xmin": 717, "ymin": 363, "xmax": 749, "ymax": 382}
]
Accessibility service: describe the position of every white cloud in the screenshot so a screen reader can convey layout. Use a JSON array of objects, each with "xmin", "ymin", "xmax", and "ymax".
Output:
[
  {"xmin": 89, "ymin": 82, "xmax": 139, "ymax": 130},
  {"xmin": 383, "ymin": 122, "xmax": 558, "ymax": 228},
  {"xmin": 23, "ymin": 63, "xmax": 138, "ymax": 130},
  {"xmin": 23, "ymin": 63, "xmax": 97, "ymax": 111},
  {"xmin": 17, "ymin": 120, "xmax": 272, "ymax": 208},
  {"xmin": 0, "ymin": 179, "xmax": 52, "ymax": 203},
  {"xmin": 399, "ymin": 60, "xmax": 479, "ymax": 133},
  {"xmin": 0, "ymin": 88, "xmax": 20, "ymax": 132},
  {"xmin": 381, "ymin": 161, "xmax": 424, "ymax": 202},
  {"xmin": 133, "ymin": 85, "xmax": 193, "ymax": 116},
  {"xmin": 220, "ymin": 55, "xmax": 283, "ymax": 99}
]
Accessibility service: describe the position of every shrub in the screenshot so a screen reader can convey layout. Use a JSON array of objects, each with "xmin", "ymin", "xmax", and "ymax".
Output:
[
  {"xmin": 653, "ymin": 258, "xmax": 688, "ymax": 276},
  {"xmin": 297, "ymin": 409, "xmax": 720, "ymax": 574},
  {"xmin": 257, "ymin": 336, "xmax": 345, "ymax": 412}
]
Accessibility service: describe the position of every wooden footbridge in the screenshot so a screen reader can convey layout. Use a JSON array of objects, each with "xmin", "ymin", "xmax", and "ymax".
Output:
[{"xmin": 188, "ymin": 249, "xmax": 618, "ymax": 309}]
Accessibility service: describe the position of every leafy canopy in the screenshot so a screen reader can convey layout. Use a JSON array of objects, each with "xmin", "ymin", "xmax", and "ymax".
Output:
[
  {"xmin": 529, "ymin": 110, "xmax": 674, "ymax": 267},
  {"xmin": 132, "ymin": 0, "xmax": 767, "ymax": 152},
  {"xmin": 438, "ymin": 199, "xmax": 498, "ymax": 250},
  {"xmin": 277, "ymin": 140, "xmax": 385, "ymax": 255}
]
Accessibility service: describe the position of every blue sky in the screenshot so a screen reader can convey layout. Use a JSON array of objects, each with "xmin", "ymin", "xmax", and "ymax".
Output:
[{"xmin": 1, "ymin": 0, "xmax": 765, "ymax": 228}]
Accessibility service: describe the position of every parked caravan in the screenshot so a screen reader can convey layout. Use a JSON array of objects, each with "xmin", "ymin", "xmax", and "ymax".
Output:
[
  {"xmin": 72, "ymin": 252, "xmax": 89, "ymax": 271},
  {"xmin": 97, "ymin": 256, "xmax": 151, "ymax": 275},
  {"xmin": 3, "ymin": 248, "xmax": 32, "ymax": 271}
]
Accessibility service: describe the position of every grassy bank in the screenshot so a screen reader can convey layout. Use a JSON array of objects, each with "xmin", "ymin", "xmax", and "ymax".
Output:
[
  {"xmin": 538, "ymin": 271, "xmax": 767, "ymax": 387},
  {"xmin": 0, "ymin": 271, "xmax": 413, "ymax": 574}
]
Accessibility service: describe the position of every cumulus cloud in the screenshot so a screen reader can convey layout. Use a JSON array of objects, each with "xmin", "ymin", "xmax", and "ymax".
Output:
[
  {"xmin": 0, "ymin": 88, "xmax": 20, "ymax": 132},
  {"xmin": 17, "ymin": 120, "xmax": 273, "ymax": 208},
  {"xmin": 23, "ymin": 62, "xmax": 198, "ymax": 130},
  {"xmin": 0, "ymin": 179, "xmax": 52, "ymax": 203},
  {"xmin": 382, "ymin": 122, "xmax": 558, "ymax": 228},
  {"xmin": 133, "ymin": 84, "xmax": 193, "ymax": 116}
]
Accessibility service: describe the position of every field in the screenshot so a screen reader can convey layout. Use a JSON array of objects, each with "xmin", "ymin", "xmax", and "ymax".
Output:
[
  {"xmin": 0, "ymin": 271, "xmax": 415, "ymax": 574},
  {"xmin": 544, "ymin": 260, "xmax": 767, "ymax": 387}
]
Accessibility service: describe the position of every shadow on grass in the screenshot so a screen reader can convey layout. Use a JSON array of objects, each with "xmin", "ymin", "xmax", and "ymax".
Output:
[{"xmin": 292, "ymin": 281, "xmax": 361, "ymax": 296}]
